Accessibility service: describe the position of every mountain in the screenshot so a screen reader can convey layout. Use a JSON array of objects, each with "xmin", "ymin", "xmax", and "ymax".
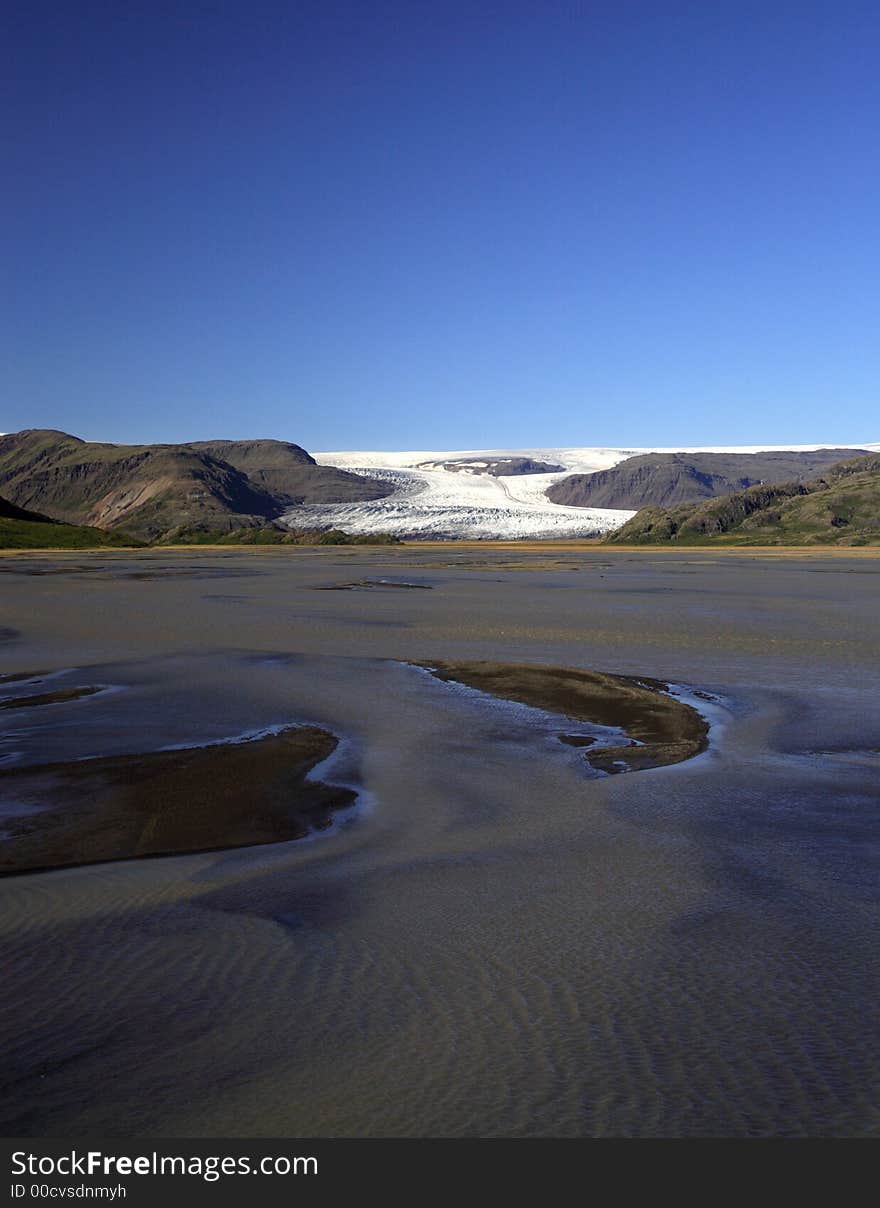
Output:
[
  {"xmin": 184, "ymin": 439, "xmax": 392, "ymax": 505},
  {"xmin": 606, "ymin": 454, "xmax": 880, "ymax": 545},
  {"xmin": 546, "ymin": 449, "xmax": 868, "ymax": 510},
  {"xmin": 0, "ymin": 430, "xmax": 391, "ymax": 540},
  {"xmin": 3, "ymin": 435, "xmax": 877, "ymax": 543},
  {"xmin": 0, "ymin": 493, "xmax": 141, "ymax": 548}
]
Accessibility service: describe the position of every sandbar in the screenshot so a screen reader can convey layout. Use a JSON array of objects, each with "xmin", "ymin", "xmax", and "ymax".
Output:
[
  {"xmin": 419, "ymin": 661, "xmax": 709, "ymax": 773},
  {"xmin": 0, "ymin": 725, "xmax": 355, "ymax": 875}
]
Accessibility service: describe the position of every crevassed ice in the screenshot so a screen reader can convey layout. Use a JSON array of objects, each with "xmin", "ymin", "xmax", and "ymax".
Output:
[{"xmin": 285, "ymin": 442, "xmax": 877, "ymax": 540}]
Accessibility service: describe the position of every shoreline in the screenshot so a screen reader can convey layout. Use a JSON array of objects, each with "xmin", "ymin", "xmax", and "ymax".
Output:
[{"xmin": 1, "ymin": 541, "xmax": 879, "ymax": 556}]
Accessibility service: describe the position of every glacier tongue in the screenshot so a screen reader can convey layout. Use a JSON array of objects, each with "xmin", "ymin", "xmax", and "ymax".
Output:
[
  {"xmin": 281, "ymin": 457, "xmax": 634, "ymax": 539},
  {"xmin": 280, "ymin": 441, "xmax": 878, "ymax": 540}
]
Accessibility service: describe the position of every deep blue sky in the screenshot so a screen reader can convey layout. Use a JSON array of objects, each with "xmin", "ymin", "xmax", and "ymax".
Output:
[{"xmin": 3, "ymin": 1, "xmax": 878, "ymax": 450}]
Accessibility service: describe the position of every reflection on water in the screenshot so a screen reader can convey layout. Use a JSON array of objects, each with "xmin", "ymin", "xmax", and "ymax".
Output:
[{"xmin": 0, "ymin": 547, "xmax": 878, "ymax": 1136}]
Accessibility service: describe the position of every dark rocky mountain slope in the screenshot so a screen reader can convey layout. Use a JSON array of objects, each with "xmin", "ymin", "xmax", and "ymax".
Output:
[
  {"xmin": 605, "ymin": 454, "xmax": 880, "ymax": 545},
  {"xmin": 185, "ymin": 439, "xmax": 392, "ymax": 505},
  {"xmin": 0, "ymin": 495, "xmax": 55, "ymax": 524},
  {"xmin": 0, "ymin": 430, "xmax": 391, "ymax": 540},
  {"xmin": 547, "ymin": 449, "xmax": 868, "ymax": 510}
]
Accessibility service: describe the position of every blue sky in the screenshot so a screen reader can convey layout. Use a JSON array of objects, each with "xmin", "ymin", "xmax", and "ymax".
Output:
[{"xmin": 3, "ymin": 1, "xmax": 878, "ymax": 450}]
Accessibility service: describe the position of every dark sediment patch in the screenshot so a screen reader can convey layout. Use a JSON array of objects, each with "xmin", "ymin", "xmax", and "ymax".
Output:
[
  {"xmin": 0, "ymin": 725, "xmax": 356, "ymax": 875},
  {"xmin": 123, "ymin": 568, "xmax": 265, "ymax": 581},
  {"xmin": 0, "ymin": 670, "xmax": 50, "ymax": 684},
  {"xmin": 558, "ymin": 733, "xmax": 598, "ymax": 748},
  {"xmin": 314, "ymin": 579, "xmax": 432, "ymax": 591},
  {"xmin": 0, "ymin": 627, "xmax": 21, "ymax": 641},
  {"xmin": 298, "ymin": 612, "xmax": 411, "ymax": 628},
  {"xmin": 419, "ymin": 661, "xmax": 709, "ymax": 774},
  {"xmin": 392, "ymin": 558, "xmax": 614, "ymax": 572},
  {"xmin": 0, "ymin": 565, "xmax": 265, "ymax": 581},
  {"xmin": 803, "ymin": 746, "xmax": 880, "ymax": 769},
  {"xmin": 0, "ymin": 686, "xmax": 103, "ymax": 710},
  {"xmin": 0, "ymin": 566, "xmax": 99, "ymax": 576},
  {"xmin": 239, "ymin": 652, "xmax": 304, "ymax": 667}
]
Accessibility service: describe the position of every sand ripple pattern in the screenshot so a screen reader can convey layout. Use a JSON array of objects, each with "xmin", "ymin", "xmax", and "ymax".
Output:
[{"xmin": 1, "ymin": 549, "xmax": 878, "ymax": 1136}]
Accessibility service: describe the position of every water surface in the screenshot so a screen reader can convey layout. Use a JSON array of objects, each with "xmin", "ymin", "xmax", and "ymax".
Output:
[{"xmin": 0, "ymin": 546, "xmax": 877, "ymax": 1136}]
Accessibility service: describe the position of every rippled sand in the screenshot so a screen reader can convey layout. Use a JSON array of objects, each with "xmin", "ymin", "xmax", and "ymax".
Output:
[{"xmin": 0, "ymin": 545, "xmax": 878, "ymax": 1136}]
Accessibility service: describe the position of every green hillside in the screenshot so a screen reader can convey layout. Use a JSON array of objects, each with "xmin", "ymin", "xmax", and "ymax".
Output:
[
  {"xmin": 0, "ymin": 495, "xmax": 142, "ymax": 549},
  {"xmin": 0, "ymin": 429, "xmax": 391, "ymax": 541},
  {"xmin": 606, "ymin": 454, "xmax": 880, "ymax": 546},
  {"xmin": 155, "ymin": 525, "xmax": 400, "ymax": 546},
  {"xmin": 550, "ymin": 448, "xmax": 866, "ymax": 510}
]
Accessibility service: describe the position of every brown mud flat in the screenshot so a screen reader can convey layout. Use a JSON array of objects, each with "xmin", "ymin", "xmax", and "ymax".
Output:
[
  {"xmin": 0, "ymin": 686, "xmax": 103, "ymax": 710},
  {"xmin": 419, "ymin": 661, "xmax": 709, "ymax": 774},
  {"xmin": 0, "ymin": 726, "xmax": 355, "ymax": 875}
]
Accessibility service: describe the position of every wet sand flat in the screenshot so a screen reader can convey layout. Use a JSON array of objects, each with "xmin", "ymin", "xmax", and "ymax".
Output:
[{"xmin": 0, "ymin": 545, "xmax": 878, "ymax": 1137}]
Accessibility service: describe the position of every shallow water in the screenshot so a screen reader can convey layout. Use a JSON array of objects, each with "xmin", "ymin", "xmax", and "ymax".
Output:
[{"xmin": 0, "ymin": 546, "xmax": 878, "ymax": 1136}]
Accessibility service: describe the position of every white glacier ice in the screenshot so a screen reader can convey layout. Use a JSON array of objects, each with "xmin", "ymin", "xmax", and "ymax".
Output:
[{"xmin": 280, "ymin": 442, "xmax": 880, "ymax": 541}]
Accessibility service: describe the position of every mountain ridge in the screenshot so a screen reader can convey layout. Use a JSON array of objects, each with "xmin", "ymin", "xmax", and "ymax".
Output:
[
  {"xmin": 546, "ymin": 449, "xmax": 869, "ymax": 510},
  {"xmin": 605, "ymin": 453, "xmax": 880, "ymax": 545},
  {"xmin": 2, "ymin": 433, "xmax": 878, "ymax": 543},
  {"xmin": 0, "ymin": 430, "xmax": 392, "ymax": 540}
]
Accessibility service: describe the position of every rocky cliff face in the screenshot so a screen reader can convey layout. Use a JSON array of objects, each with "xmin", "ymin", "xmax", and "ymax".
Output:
[
  {"xmin": 0, "ymin": 430, "xmax": 392, "ymax": 540},
  {"xmin": 547, "ymin": 449, "xmax": 868, "ymax": 510}
]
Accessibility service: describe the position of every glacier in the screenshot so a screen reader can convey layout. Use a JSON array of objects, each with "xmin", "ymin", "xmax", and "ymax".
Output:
[{"xmin": 280, "ymin": 442, "xmax": 880, "ymax": 541}]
